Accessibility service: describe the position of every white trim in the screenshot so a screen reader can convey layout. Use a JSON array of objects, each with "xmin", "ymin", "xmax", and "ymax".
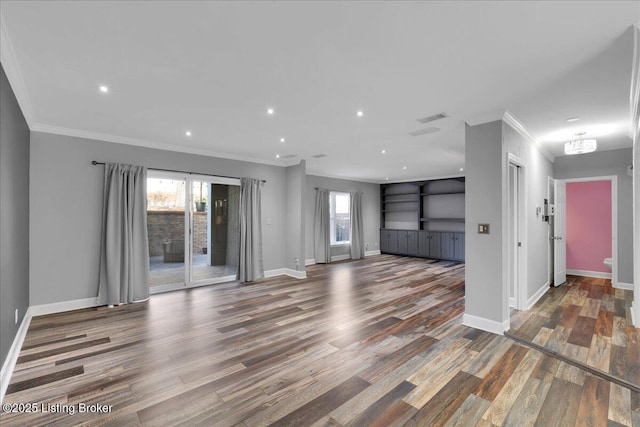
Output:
[
  {"xmin": 615, "ymin": 282, "xmax": 634, "ymax": 291},
  {"xmin": 365, "ymin": 250, "xmax": 381, "ymax": 257},
  {"xmin": 503, "ymin": 111, "xmax": 555, "ymax": 163},
  {"xmin": 560, "ymin": 176, "xmax": 618, "ymax": 288},
  {"xmin": 0, "ymin": 16, "xmax": 35, "ymax": 127},
  {"xmin": 331, "ymin": 254, "xmax": 351, "ymax": 262},
  {"xmin": 305, "ymin": 258, "xmax": 316, "ymax": 266},
  {"xmin": 149, "ymin": 275, "xmax": 238, "ymax": 295},
  {"xmin": 462, "ymin": 313, "xmax": 508, "ymax": 335},
  {"xmin": 0, "ymin": 308, "xmax": 32, "ymax": 403},
  {"xmin": 29, "ymin": 297, "xmax": 99, "ymax": 317},
  {"xmin": 505, "ymin": 153, "xmax": 528, "ymax": 312},
  {"xmin": 31, "ymin": 124, "xmax": 285, "ymax": 168},
  {"xmin": 264, "ymin": 268, "xmax": 286, "ymax": 278},
  {"xmin": 566, "ymin": 269, "xmax": 612, "ymax": 279},
  {"xmin": 527, "ymin": 281, "xmax": 550, "ymax": 310},
  {"xmin": 284, "ymin": 268, "xmax": 307, "ymax": 279},
  {"xmin": 379, "ymin": 173, "xmax": 464, "ymax": 185}
]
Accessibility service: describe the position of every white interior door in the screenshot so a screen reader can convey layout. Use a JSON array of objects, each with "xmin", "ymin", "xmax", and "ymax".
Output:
[{"xmin": 553, "ymin": 179, "xmax": 567, "ymax": 286}]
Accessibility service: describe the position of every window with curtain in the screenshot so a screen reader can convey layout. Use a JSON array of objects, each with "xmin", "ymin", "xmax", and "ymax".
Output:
[{"xmin": 330, "ymin": 191, "xmax": 350, "ymax": 245}]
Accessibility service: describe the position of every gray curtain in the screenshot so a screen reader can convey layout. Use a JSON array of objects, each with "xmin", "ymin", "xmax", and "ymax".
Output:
[
  {"xmin": 314, "ymin": 188, "xmax": 331, "ymax": 263},
  {"xmin": 239, "ymin": 178, "xmax": 264, "ymax": 282},
  {"xmin": 350, "ymin": 192, "xmax": 364, "ymax": 260},
  {"xmin": 98, "ymin": 163, "xmax": 150, "ymax": 306}
]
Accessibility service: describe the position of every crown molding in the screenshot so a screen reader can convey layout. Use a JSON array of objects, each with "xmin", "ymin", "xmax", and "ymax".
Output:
[
  {"xmin": 30, "ymin": 124, "xmax": 286, "ymax": 168},
  {"xmin": 0, "ymin": 15, "xmax": 35, "ymax": 127},
  {"xmin": 503, "ymin": 110, "xmax": 555, "ymax": 162},
  {"xmin": 465, "ymin": 109, "xmax": 506, "ymax": 127}
]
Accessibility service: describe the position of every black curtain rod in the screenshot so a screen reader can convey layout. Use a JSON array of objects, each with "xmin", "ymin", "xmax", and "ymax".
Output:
[
  {"xmin": 315, "ymin": 187, "xmax": 363, "ymax": 195},
  {"xmin": 91, "ymin": 161, "xmax": 266, "ymax": 183}
]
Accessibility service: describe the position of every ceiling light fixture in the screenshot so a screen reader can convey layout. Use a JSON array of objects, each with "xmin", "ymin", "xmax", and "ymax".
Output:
[
  {"xmin": 385, "ymin": 177, "xmax": 389, "ymax": 181},
  {"xmin": 280, "ymin": 138, "xmax": 285, "ymax": 143},
  {"xmin": 403, "ymin": 166, "xmax": 407, "ymax": 170},
  {"xmin": 99, "ymin": 85, "xmax": 109, "ymax": 93},
  {"xmin": 275, "ymin": 154, "xmax": 280, "ymax": 158},
  {"xmin": 185, "ymin": 131, "xmax": 192, "ymax": 136},
  {"xmin": 566, "ymin": 117, "xmax": 580, "ymax": 122},
  {"xmin": 357, "ymin": 110, "xmax": 364, "ymax": 117},
  {"xmin": 564, "ymin": 139, "xmax": 597, "ymax": 155},
  {"xmin": 460, "ymin": 168, "xmax": 464, "ymax": 172},
  {"xmin": 381, "ymin": 149, "xmax": 386, "ymax": 154},
  {"xmin": 267, "ymin": 108, "xmax": 274, "ymax": 115}
]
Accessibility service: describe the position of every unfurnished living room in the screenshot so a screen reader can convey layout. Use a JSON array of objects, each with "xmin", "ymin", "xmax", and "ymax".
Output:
[{"xmin": 1, "ymin": 1, "xmax": 639, "ymax": 426}]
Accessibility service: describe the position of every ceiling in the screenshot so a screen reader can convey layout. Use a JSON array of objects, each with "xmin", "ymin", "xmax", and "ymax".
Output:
[{"xmin": 1, "ymin": 1, "xmax": 638, "ymax": 183}]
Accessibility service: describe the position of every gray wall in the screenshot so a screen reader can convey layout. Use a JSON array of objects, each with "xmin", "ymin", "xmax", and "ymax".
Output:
[
  {"xmin": 305, "ymin": 174, "xmax": 380, "ymax": 261},
  {"xmin": 502, "ymin": 122, "xmax": 555, "ymax": 301},
  {"xmin": 554, "ymin": 147, "xmax": 634, "ymax": 284},
  {"xmin": 285, "ymin": 161, "xmax": 306, "ymax": 271},
  {"xmin": 465, "ymin": 121, "xmax": 504, "ymax": 323},
  {"xmin": 0, "ymin": 65, "xmax": 30, "ymax": 367},
  {"xmin": 30, "ymin": 132, "xmax": 288, "ymax": 305}
]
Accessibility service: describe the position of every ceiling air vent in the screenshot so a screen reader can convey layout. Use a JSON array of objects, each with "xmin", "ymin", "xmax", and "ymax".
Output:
[
  {"xmin": 311, "ymin": 154, "xmax": 327, "ymax": 158},
  {"xmin": 280, "ymin": 154, "xmax": 297, "ymax": 159},
  {"xmin": 416, "ymin": 112, "xmax": 448, "ymax": 124},
  {"xmin": 408, "ymin": 127, "xmax": 440, "ymax": 137}
]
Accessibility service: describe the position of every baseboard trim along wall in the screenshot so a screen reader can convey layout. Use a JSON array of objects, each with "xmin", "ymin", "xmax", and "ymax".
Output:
[
  {"xmin": 331, "ymin": 254, "xmax": 351, "ymax": 262},
  {"xmin": 566, "ymin": 269, "xmax": 612, "ymax": 279},
  {"xmin": 365, "ymin": 250, "xmax": 381, "ymax": 257},
  {"xmin": 462, "ymin": 313, "xmax": 509, "ymax": 335},
  {"xmin": 306, "ymin": 250, "xmax": 381, "ymax": 266},
  {"xmin": 527, "ymin": 281, "xmax": 550, "ymax": 310},
  {"xmin": 1, "ymin": 307, "xmax": 33, "ymax": 403},
  {"xmin": 29, "ymin": 297, "xmax": 99, "ymax": 317},
  {"xmin": 305, "ymin": 259, "xmax": 316, "ymax": 266},
  {"xmin": 615, "ymin": 282, "xmax": 634, "ymax": 291},
  {"xmin": 264, "ymin": 268, "xmax": 307, "ymax": 279}
]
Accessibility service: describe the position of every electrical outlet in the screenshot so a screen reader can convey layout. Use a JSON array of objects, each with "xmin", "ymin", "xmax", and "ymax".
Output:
[
  {"xmin": 365, "ymin": 243, "xmax": 369, "ymax": 250},
  {"xmin": 15, "ymin": 309, "xmax": 18, "ymax": 325},
  {"xmin": 294, "ymin": 258, "xmax": 299, "ymax": 267}
]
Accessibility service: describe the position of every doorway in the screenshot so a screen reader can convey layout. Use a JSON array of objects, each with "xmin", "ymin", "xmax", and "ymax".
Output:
[
  {"xmin": 549, "ymin": 176, "xmax": 617, "ymax": 286},
  {"xmin": 507, "ymin": 156, "xmax": 526, "ymax": 310},
  {"xmin": 146, "ymin": 172, "xmax": 240, "ymax": 292}
]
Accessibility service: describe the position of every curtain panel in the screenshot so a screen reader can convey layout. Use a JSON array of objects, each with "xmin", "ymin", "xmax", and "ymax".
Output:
[
  {"xmin": 314, "ymin": 188, "xmax": 331, "ymax": 263},
  {"xmin": 98, "ymin": 163, "xmax": 150, "ymax": 306},
  {"xmin": 239, "ymin": 177, "xmax": 264, "ymax": 282},
  {"xmin": 350, "ymin": 192, "xmax": 364, "ymax": 259}
]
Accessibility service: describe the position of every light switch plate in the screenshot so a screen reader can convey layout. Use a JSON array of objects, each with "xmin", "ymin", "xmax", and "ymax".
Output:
[{"xmin": 478, "ymin": 224, "xmax": 489, "ymax": 234}]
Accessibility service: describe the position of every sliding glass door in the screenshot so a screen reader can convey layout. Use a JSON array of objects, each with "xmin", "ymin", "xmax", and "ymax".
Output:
[{"xmin": 146, "ymin": 172, "xmax": 240, "ymax": 292}]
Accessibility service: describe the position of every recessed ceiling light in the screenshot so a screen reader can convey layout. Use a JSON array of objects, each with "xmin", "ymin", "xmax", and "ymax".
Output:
[
  {"xmin": 381, "ymin": 149, "xmax": 386, "ymax": 154},
  {"xmin": 280, "ymin": 138, "xmax": 285, "ymax": 143},
  {"xmin": 357, "ymin": 110, "xmax": 364, "ymax": 117},
  {"xmin": 275, "ymin": 154, "xmax": 280, "ymax": 158},
  {"xmin": 566, "ymin": 117, "xmax": 580, "ymax": 122},
  {"xmin": 460, "ymin": 168, "xmax": 464, "ymax": 172},
  {"xmin": 267, "ymin": 108, "xmax": 275, "ymax": 115},
  {"xmin": 99, "ymin": 85, "xmax": 109, "ymax": 93},
  {"xmin": 403, "ymin": 166, "xmax": 407, "ymax": 170},
  {"xmin": 385, "ymin": 177, "xmax": 389, "ymax": 181},
  {"xmin": 185, "ymin": 131, "xmax": 192, "ymax": 136}
]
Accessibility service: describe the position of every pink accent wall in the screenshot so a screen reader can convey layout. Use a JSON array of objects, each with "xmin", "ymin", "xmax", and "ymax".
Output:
[{"xmin": 566, "ymin": 180, "xmax": 612, "ymax": 273}]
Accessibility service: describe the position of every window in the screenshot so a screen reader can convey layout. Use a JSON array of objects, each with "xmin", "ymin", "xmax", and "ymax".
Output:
[{"xmin": 330, "ymin": 191, "xmax": 350, "ymax": 245}]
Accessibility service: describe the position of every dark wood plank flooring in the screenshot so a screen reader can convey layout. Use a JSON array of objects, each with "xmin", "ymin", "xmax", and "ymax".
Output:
[
  {"xmin": 509, "ymin": 275, "xmax": 639, "ymax": 390},
  {"xmin": 1, "ymin": 257, "xmax": 637, "ymax": 426}
]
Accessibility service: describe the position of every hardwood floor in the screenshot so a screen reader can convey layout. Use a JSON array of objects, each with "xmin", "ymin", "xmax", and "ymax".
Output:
[
  {"xmin": 509, "ymin": 275, "xmax": 639, "ymax": 389},
  {"xmin": 1, "ymin": 256, "xmax": 638, "ymax": 426}
]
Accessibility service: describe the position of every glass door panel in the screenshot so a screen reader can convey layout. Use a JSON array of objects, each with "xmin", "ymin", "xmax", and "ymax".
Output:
[
  {"xmin": 189, "ymin": 181, "xmax": 239, "ymax": 284},
  {"xmin": 147, "ymin": 177, "xmax": 186, "ymax": 289}
]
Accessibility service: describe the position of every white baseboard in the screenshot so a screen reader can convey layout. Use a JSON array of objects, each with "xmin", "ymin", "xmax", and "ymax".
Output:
[
  {"xmin": 264, "ymin": 268, "xmax": 307, "ymax": 279},
  {"xmin": 632, "ymin": 302, "xmax": 638, "ymax": 327},
  {"xmin": 462, "ymin": 313, "xmax": 508, "ymax": 335},
  {"xmin": 331, "ymin": 254, "xmax": 351, "ymax": 262},
  {"xmin": 566, "ymin": 269, "xmax": 612, "ymax": 279},
  {"xmin": 284, "ymin": 268, "xmax": 307, "ymax": 279},
  {"xmin": 1, "ymin": 307, "xmax": 32, "ymax": 403},
  {"xmin": 365, "ymin": 250, "xmax": 381, "ymax": 257},
  {"xmin": 30, "ymin": 297, "xmax": 99, "ymax": 317},
  {"xmin": 305, "ymin": 259, "xmax": 316, "ymax": 266},
  {"xmin": 615, "ymin": 282, "xmax": 634, "ymax": 290},
  {"xmin": 527, "ymin": 281, "xmax": 550, "ymax": 310}
]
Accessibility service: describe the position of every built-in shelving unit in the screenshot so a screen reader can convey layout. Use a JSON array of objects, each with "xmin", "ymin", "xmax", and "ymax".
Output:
[{"xmin": 380, "ymin": 177, "xmax": 465, "ymax": 261}]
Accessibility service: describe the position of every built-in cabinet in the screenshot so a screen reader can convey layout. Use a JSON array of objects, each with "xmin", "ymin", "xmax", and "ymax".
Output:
[{"xmin": 380, "ymin": 178, "xmax": 465, "ymax": 262}]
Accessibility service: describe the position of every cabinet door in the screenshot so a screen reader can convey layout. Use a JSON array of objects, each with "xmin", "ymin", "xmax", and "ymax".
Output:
[
  {"xmin": 429, "ymin": 232, "xmax": 442, "ymax": 259},
  {"xmin": 418, "ymin": 231, "xmax": 430, "ymax": 257},
  {"xmin": 441, "ymin": 232, "xmax": 456, "ymax": 260},
  {"xmin": 397, "ymin": 231, "xmax": 408, "ymax": 254},
  {"xmin": 407, "ymin": 231, "xmax": 418, "ymax": 256},
  {"xmin": 382, "ymin": 230, "xmax": 399, "ymax": 254},
  {"xmin": 454, "ymin": 232, "xmax": 465, "ymax": 261}
]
